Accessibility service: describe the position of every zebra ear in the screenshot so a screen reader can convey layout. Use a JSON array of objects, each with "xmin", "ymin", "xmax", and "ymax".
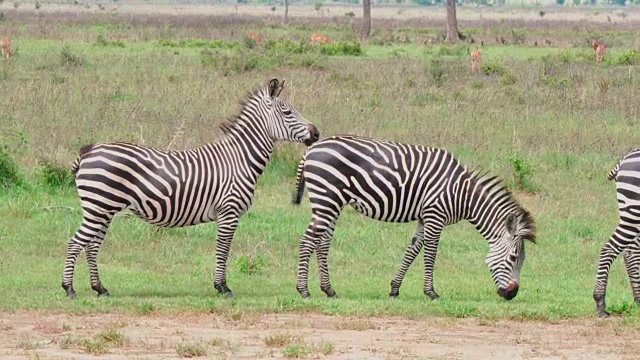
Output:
[
  {"xmin": 275, "ymin": 79, "xmax": 286, "ymax": 97},
  {"xmin": 505, "ymin": 212, "xmax": 517, "ymax": 236},
  {"xmin": 268, "ymin": 78, "xmax": 281, "ymax": 98}
]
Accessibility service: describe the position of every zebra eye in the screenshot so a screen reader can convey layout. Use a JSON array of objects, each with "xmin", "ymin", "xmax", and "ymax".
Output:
[{"xmin": 282, "ymin": 110, "xmax": 292, "ymax": 116}]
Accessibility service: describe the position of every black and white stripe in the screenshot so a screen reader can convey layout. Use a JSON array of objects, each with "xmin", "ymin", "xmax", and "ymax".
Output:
[
  {"xmin": 291, "ymin": 135, "xmax": 536, "ymax": 300},
  {"xmin": 594, "ymin": 148, "xmax": 640, "ymax": 317},
  {"xmin": 62, "ymin": 78, "xmax": 320, "ymax": 298}
]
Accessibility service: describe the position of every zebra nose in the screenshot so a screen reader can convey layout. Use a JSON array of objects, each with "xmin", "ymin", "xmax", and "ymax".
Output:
[
  {"xmin": 305, "ymin": 124, "xmax": 320, "ymax": 145},
  {"xmin": 497, "ymin": 280, "xmax": 519, "ymax": 300}
]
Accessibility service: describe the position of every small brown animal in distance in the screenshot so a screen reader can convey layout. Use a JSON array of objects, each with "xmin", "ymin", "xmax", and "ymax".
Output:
[
  {"xmin": 592, "ymin": 38, "xmax": 606, "ymax": 64},
  {"xmin": 1, "ymin": 36, "xmax": 16, "ymax": 60},
  {"xmin": 310, "ymin": 33, "xmax": 331, "ymax": 44},
  {"xmin": 247, "ymin": 32, "xmax": 263, "ymax": 43},
  {"xmin": 468, "ymin": 47, "xmax": 482, "ymax": 74}
]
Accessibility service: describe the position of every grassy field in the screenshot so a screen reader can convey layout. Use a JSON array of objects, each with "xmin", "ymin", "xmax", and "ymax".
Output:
[{"xmin": 1, "ymin": 4, "xmax": 640, "ymax": 325}]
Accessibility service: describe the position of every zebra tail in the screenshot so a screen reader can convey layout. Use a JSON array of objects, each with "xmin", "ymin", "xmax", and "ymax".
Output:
[
  {"xmin": 607, "ymin": 162, "xmax": 620, "ymax": 181},
  {"xmin": 291, "ymin": 157, "xmax": 306, "ymax": 205},
  {"xmin": 71, "ymin": 143, "xmax": 95, "ymax": 175}
]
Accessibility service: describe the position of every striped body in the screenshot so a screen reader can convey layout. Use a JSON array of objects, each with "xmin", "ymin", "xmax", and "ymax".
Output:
[
  {"xmin": 61, "ymin": 78, "xmax": 320, "ymax": 298},
  {"xmin": 292, "ymin": 135, "xmax": 536, "ymax": 300},
  {"xmin": 594, "ymin": 148, "xmax": 640, "ymax": 317}
]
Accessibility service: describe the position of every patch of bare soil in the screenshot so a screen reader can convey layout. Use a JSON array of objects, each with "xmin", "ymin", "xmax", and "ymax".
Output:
[{"xmin": 0, "ymin": 311, "xmax": 639, "ymax": 359}]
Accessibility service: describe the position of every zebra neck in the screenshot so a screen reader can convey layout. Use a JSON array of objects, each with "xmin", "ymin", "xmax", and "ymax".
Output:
[
  {"xmin": 464, "ymin": 179, "xmax": 516, "ymax": 241},
  {"xmin": 216, "ymin": 120, "xmax": 276, "ymax": 177}
]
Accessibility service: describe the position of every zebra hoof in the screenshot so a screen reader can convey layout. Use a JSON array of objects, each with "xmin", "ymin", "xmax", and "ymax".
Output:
[
  {"xmin": 597, "ymin": 309, "xmax": 610, "ymax": 318},
  {"xmin": 66, "ymin": 292, "xmax": 77, "ymax": 300},
  {"xmin": 424, "ymin": 291, "xmax": 440, "ymax": 300},
  {"xmin": 321, "ymin": 287, "xmax": 337, "ymax": 298},
  {"xmin": 214, "ymin": 284, "xmax": 233, "ymax": 297},
  {"xmin": 98, "ymin": 291, "xmax": 110, "ymax": 298},
  {"xmin": 389, "ymin": 290, "xmax": 400, "ymax": 298}
]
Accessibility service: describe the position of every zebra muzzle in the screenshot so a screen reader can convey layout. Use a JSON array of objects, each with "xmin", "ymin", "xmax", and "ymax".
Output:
[
  {"xmin": 304, "ymin": 124, "xmax": 320, "ymax": 146},
  {"xmin": 497, "ymin": 279, "xmax": 519, "ymax": 300}
]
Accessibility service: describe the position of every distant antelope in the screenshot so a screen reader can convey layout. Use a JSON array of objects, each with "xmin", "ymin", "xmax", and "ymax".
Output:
[
  {"xmin": 247, "ymin": 32, "xmax": 263, "ymax": 43},
  {"xmin": 310, "ymin": 33, "xmax": 331, "ymax": 44},
  {"xmin": 468, "ymin": 47, "xmax": 482, "ymax": 74},
  {"xmin": 592, "ymin": 38, "xmax": 606, "ymax": 64},
  {"xmin": 1, "ymin": 36, "xmax": 16, "ymax": 60}
]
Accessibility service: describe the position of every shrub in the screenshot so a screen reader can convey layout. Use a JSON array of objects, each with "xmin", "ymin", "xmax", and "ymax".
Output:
[
  {"xmin": 0, "ymin": 146, "xmax": 23, "ymax": 189},
  {"xmin": 482, "ymin": 60, "xmax": 506, "ymax": 76},
  {"xmin": 509, "ymin": 153, "xmax": 536, "ymax": 193},
  {"xmin": 60, "ymin": 44, "xmax": 84, "ymax": 67},
  {"xmin": 615, "ymin": 49, "xmax": 638, "ymax": 66},
  {"xmin": 37, "ymin": 159, "xmax": 75, "ymax": 191},
  {"xmin": 235, "ymin": 254, "xmax": 266, "ymax": 275},
  {"xmin": 319, "ymin": 41, "xmax": 362, "ymax": 56}
]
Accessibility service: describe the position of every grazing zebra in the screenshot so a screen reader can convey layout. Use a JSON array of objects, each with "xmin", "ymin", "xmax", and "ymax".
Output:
[
  {"xmin": 291, "ymin": 135, "xmax": 536, "ymax": 300},
  {"xmin": 594, "ymin": 148, "xmax": 640, "ymax": 318},
  {"xmin": 62, "ymin": 78, "xmax": 320, "ymax": 298}
]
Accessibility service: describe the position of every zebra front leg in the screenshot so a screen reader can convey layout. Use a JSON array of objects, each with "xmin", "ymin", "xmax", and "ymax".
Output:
[
  {"xmin": 594, "ymin": 227, "xmax": 635, "ymax": 318},
  {"xmin": 390, "ymin": 224, "xmax": 424, "ymax": 297},
  {"xmin": 421, "ymin": 222, "xmax": 444, "ymax": 300},
  {"xmin": 316, "ymin": 222, "xmax": 337, "ymax": 298},
  {"xmin": 214, "ymin": 213, "xmax": 239, "ymax": 297},
  {"xmin": 623, "ymin": 245, "xmax": 640, "ymax": 303}
]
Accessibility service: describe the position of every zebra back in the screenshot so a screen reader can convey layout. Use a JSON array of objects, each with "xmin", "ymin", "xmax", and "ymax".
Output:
[{"xmin": 608, "ymin": 148, "xmax": 640, "ymax": 181}]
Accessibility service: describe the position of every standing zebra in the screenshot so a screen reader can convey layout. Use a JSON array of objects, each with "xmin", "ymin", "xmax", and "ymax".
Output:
[
  {"xmin": 291, "ymin": 135, "xmax": 536, "ymax": 300},
  {"xmin": 62, "ymin": 78, "xmax": 320, "ymax": 298},
  {"xmin": 594, "ymin": 148, "xmax": 640, "ymax": 317}
]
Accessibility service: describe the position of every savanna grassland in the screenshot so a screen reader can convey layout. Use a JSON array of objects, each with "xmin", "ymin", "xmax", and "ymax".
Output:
[{"xmin": 2, "ymin": 2, "xmax": 640, "ymax": 359}]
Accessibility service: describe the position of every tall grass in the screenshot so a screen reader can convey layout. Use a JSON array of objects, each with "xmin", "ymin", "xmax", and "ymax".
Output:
[{"xmin": 0, "ymin": 6, "xmax": 639, "ymax": 319}]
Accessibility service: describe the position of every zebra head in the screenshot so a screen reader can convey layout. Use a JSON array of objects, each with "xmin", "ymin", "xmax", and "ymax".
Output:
[
  {"xmin": 263, "ymin": 78, "xmax": 320, "ymax": 146},
  {"xmin": 486, "ymin": 209, "xmax": 536, "ymax": 301}
]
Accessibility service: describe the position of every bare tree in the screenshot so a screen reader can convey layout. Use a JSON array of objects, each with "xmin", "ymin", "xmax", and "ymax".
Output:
[
  {"xmin": 284, "ymin": 0, "xmax": 289, "ymax": 24},
  {"xmin": 445, "ymin": 0, "xmax": 460, "ymax": 43},
  {"xmin": 362, "ymin": 0, "xmax": 371, "ymax": 40}
]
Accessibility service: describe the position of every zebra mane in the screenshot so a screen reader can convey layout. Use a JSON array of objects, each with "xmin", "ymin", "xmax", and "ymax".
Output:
[
  {"xmin": 217, "ymin": 85, "xmax": 270, "ymax": 136},
  {"xmin": 466, "ymin": 166, "xmax": 537, "ymax": 243}
]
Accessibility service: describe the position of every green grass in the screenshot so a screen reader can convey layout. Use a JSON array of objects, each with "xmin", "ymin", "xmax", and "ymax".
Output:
[{"xmin": 1, "ymin": 6, "xmax": 640, "ymax": 321}]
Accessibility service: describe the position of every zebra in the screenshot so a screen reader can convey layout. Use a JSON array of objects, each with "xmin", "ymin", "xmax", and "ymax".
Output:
[
  {"xmin": 62, "ymin": 78, "xmax": 320, "ymax": 298},
  {"xmin": 290, "ymin": 135, "xmax": 536, "ymax": 300},
  {"xmin": 594, "ymin": 148, "xmax": 640, "ymax": 318}
]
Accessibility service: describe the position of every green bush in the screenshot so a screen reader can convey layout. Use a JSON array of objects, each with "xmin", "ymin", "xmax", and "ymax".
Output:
[
  {"xmin": 482, "ymin": 61, "xmax": 506, "ymax": 76},
  {"xmin": 37, "ymin": 159, "xmax": 75, "ymax": 191},
  {"xmin": 615, "ymin": 49, "xmax": 638, "ymax": 66},
  {"xmin": 0, "ymin": 146, "xmax": 24, "ymax": 189},
  {"xmin": 319, "ymin": 41, "xmax": 362, "ymax": 56}
]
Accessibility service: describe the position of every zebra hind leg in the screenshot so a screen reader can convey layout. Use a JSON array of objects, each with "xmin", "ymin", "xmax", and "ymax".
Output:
[
  {"xmin": 316, "ymin": 221, "xmax": 337, "ymax": 298},
  {"xmin": 87, "ymin": 240, "xmax": 110, "ymax": 297},
  {"xmin": 296, "ymin": 218, "xmax": 325, "ymax": 298},
  {"xmin": 61, "ymin": 216, "xmax": 112, "ymax": 298},
  {"xmin": 390, "ymin": 227, "xmax": 424, "ymax": 298},
  {"xmin": 623, "ymin": 245, "xmax": 640, "ymax": 303},
  {"xmin": 594, "ymin": 224, "xmax": 637, "ymax": 318},
  {"xmin": 61, "ymin": 239, "xmax": 85, "ymax": 298}
]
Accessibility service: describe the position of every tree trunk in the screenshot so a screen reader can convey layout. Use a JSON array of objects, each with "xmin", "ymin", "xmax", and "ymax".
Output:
[
  {"xmin": 445, "ymin": 0, "xmax": 460, "ymax": 44},
  {"xmin": 362, "ymin": 0, "xmax": 371, "ymax": 40},
  {"xmin": 284, "ymin": 0, "xmax": 289, "ymax": 24}
]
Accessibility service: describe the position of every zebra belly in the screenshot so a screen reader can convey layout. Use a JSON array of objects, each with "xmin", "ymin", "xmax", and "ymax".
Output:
[{"xmin": 347, "ymin": 197, "xmax": 421, "ymax": 223}]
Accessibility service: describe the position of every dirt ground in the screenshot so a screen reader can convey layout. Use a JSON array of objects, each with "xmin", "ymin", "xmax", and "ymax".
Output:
[{"xmin": 0, "ymin": 312, "xmax": 639, "ymax": 360}]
